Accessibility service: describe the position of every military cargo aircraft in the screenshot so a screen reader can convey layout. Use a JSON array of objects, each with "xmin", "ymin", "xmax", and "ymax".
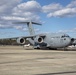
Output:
[{"xmin": 13, "ymin": 21, "xmax": 75, "ymax": 49}]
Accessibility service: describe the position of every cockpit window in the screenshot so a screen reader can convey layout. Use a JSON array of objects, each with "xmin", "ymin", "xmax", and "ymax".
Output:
[
  {"xmin": 66, "ymin": 35, "xmax": 69, "ymax": 37},
  {"xmin": 61, "ymin": 35, "xmax": 69, "ymax": 38},
  {"xmin": 61, "ymin": 36, "xmax": 64, "ymax": 38}
]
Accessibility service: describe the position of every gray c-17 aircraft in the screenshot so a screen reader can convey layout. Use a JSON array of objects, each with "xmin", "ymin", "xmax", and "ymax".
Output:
[{"xmin": 12, "ymin": 21, "xmax": 75, "ymax": 49}]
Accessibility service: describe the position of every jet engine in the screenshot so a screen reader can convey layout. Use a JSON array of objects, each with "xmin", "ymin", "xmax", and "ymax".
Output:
[
  {"xmin": 17, "ymin": 37, "xmax": 25, "ymax": 44},
  {"xmin": 34, "ymin": 36, "xmax": 44, "ymax": 43}
]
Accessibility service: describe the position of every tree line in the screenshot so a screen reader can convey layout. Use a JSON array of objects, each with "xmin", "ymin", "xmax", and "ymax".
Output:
[{"xmin": 0, "ymin": 39, "xmax": 30, "ymax": 45}]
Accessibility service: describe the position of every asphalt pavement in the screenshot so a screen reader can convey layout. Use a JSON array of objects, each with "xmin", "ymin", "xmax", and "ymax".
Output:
[{"xmin": 0, "ymin": 46, "xmax": 76, "ymax": 75}]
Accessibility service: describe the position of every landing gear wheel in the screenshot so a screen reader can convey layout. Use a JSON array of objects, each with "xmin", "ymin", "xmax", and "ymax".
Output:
[
  {"xmin": 34, "ymin": 47, "xmax": 40, "ymax": 49},
  {"xmin": 48, "ymin": 47, "xmax": 57, "ymax": 50}
]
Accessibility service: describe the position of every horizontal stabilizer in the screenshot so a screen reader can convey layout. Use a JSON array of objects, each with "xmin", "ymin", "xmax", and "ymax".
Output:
[
  {"xmin": 32, "ymin": 22, "xmax": 41, "ymax": 25},
  {"xmin": 13, "ymin": 21, "xmax": 42, "ymax": 25}
]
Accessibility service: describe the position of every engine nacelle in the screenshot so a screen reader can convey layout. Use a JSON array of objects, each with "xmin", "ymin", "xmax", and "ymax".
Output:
[
  {"xmin": 17, "ymin": 37, "xmax": 25, "ymax": 44},
  {"xmin": 34, "ymin": 36, "xmax": 44, "ymax": 43}
]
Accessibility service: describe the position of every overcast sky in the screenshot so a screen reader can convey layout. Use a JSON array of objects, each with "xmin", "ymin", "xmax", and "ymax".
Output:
[{"xmin": 0, "ymin": 0, "xmax": 76, "ymax": 38}]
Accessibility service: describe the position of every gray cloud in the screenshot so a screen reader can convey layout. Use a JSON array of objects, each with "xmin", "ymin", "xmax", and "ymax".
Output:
[
  {"xmin": 0, "ymin": 0, "xmax": 21, "ymax": 14},
  {"xmin": 43, "ymin": 0, "xmax": 76, "ymax": 18},
  {"xmin": 47, "ymin": 8, "xmax": 76, "ymax": 17},
  {"xmin": 13, "ymin": 0, "xmax": 41, "ymax": 13},
  {"xmin": 67, "ymin": 0, "xmax": 76, "ymax": 8},
  {"xmin": 42, "ymin": 3, "xmax": 62, "ymax": 13},
  {"xmin": 0, "ymin": 0, "xmax": 42, "ymax": 30}
]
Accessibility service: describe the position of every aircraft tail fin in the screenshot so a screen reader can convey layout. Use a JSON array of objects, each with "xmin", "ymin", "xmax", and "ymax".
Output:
[{"xmin": 14, "ymin": 21, "xmax": 41, "ymax": 35}]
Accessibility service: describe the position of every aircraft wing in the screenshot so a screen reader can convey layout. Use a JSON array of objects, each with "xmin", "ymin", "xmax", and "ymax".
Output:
[
  {"xmin": 0, "ymin": 35, "xmax": 36, "ymax": 40},
  {"xmin": 0, "ymin": 34, "xmax": 46, "ymax": 45},
  {"xmin": 0, "ymin": 34, "xmax": 46, "ymax": 40},
  {"xmin": 38, "ymin": 34, "xmax": 46, "ymax": 38}
]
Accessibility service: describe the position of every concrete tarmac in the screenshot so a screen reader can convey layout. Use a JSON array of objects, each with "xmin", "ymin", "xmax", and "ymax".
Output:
[{"xmin": 0, "ymin": 46, "xmax": 76, "ymax": 75}]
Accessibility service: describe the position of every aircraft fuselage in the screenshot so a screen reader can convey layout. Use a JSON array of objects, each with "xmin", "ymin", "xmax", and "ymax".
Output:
[{"xmin": 33, "ymin": 33, "xmax": 71, "ymax": 49}]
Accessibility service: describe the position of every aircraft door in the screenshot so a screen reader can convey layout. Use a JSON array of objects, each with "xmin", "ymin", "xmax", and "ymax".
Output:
[{"xmin": 50, "ymin": 38, "xmax": 55, "ymax": 47}]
